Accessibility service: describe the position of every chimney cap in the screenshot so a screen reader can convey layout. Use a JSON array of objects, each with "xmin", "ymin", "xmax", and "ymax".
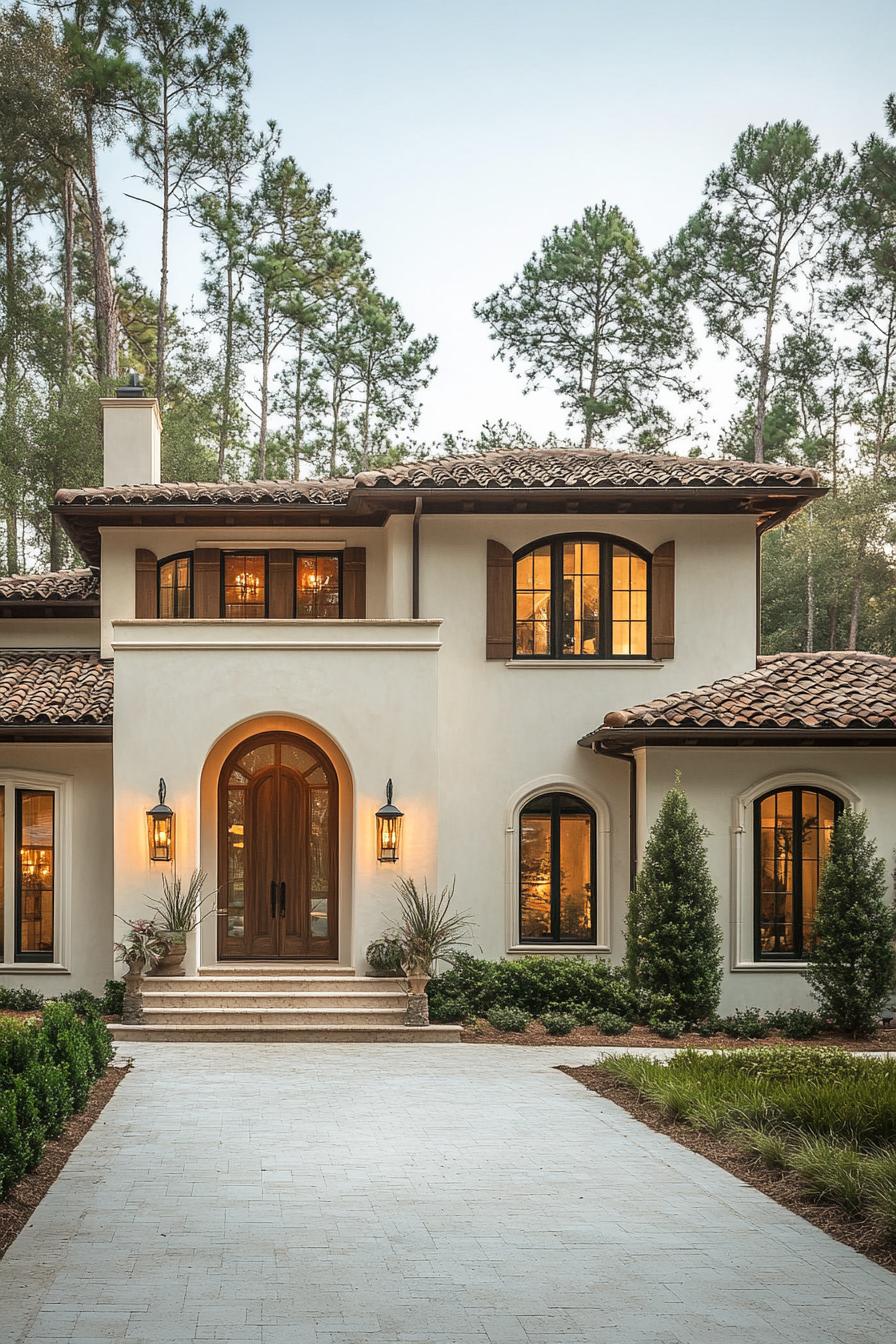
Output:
[{"xmin": 115, "ymin": 371, "xmax": 145, "ymax": 399}]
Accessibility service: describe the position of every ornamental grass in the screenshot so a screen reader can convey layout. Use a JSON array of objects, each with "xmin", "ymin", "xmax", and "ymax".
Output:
[{"xmin": 601, "ymin": 1047, "xmax": 896, "ymax": 1244}]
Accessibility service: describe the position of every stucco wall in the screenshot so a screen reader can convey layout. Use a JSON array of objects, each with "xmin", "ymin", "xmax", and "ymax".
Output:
[
  {"xmin": 0, "ymin": 742, "xmax": 112, "ymax": 995},
  {"xmin": 640, "ymin": 746, "xmax": 896, "ymax": 1013},
  {"xmin": 110, "ymin": 620, "xmax": 440, "ymax": 971},
  {"xmin": 0, "ymin": 618, "xmax": 99, "ymax": 649}
]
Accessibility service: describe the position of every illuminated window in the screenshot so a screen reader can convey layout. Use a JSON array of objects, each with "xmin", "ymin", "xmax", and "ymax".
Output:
[
  {"xmin": 514, "ymin": 536, "xmax": 649, "ymax": 658},
  {"xmin": 754, "ymin": 788, "xmax": 841, "ymax": 960},
  {"xmin": 519, "ymin": 793, "xmax": 595, "ymax": 943},
  {"xmin": 223, "ymin": 553, "xmax": 267, "ymax": 619},
  {"xmin": 295, "ymin": 553, "xmax": 341, "ymax": 618},
  {"xmin": 16, "ymin": 790, "xmax": 54, "ymax": 963},
  {"xmin": 158, "ymin": 554, "xmax": 192, "ymax": 618}
]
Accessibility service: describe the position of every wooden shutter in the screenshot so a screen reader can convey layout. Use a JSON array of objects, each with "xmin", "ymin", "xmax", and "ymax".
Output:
[
  {"xmin": 269, "ymin": 550, "xmax": 294, "ymax": 618},
  {"xmin": 486, "ymin": 539, "xmax": 514, "ymax": 660},
  {"xmin": 343, "ymin": 547, "xmax": 366, "ymax": 617},
  {"xmin": 135, "ymin": 548, "xmax": 158, "ymax": 619},
  {"xmin": 650, "ymin": 540, "xmax": 675, "ymax": 659},
  {"xmin": 194, "ymin": 548, "xmax": 221, "ymax": 618}
]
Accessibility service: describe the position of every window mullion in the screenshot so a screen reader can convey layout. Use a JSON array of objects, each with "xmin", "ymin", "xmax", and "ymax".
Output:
[
  {"xmin": 599, "ymin": 540, "xmax": 610, "ymax": 658},
  {"xmin": 793, "ymin": 788, "xmax": 803, "ymax": 960},
  {"xmin": 552, "ymin": 541, "xmax": 561, "ymax": 658},
  {"xmin": 550, "ymin": 795, "xmax": 560, "ymax": 941}
]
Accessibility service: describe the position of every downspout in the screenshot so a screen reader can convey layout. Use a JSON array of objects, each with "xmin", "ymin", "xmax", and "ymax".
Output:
[
  {"xmin": 412, "ymin": 495, "xmax": 422, "ymax": 618},
  {"xmin": 596, "ymin": 742, "xmax": 638, "ymax": 893}
]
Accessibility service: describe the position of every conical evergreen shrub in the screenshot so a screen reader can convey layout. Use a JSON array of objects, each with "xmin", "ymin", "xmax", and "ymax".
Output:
[
  {"xmin": 806, "ymin": 808, "xmax": 896, "ymax": 1036},
  {"xmin": 627, "ymin": 777, "xmax": 722, "ymax": 1022}
]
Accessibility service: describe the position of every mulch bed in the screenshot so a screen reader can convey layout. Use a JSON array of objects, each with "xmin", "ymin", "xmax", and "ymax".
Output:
[
  {"xmin": 0, "ymin": 1063, "xmax": 130, "ymax": 1260},
  {"xmin": 461, "ymin": 1019, "xmax": 896, "ymax": 1051},
  {"xmin": 561, "ymin": 1062, "xmax": 896, "ymax": 1274}
]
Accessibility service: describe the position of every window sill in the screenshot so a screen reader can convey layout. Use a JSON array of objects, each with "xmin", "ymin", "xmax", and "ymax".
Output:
[
  {"xmin": 0, "ymin": 964, "xmax": 69, "ymax": 974},
  {"xmin": 506, "ymin": 945, "xmax": 610, "ymax": 957},
  {"xmin": 732, "ymin": 961, "xmax": 808, "ymax": 972},
  {"xmin": 504, "ymin": 659, "xmax": 662, "ymax": 669}
]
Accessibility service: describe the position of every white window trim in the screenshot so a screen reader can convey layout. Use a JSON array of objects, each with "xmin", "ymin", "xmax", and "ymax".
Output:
[
  {"xmin": 730, "ymin": 770, "xmax": 858, "ymax": 972},
  {"xmin": 0, "ymin": 769, "xmax": 72, "ymax": 972},
  {"xmin": 505, "ymin": 775, "xmax": 611, "ymax": 954}
]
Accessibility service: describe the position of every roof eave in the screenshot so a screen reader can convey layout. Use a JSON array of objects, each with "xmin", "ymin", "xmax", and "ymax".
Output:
[
  {"xmin": 580, "ymin": 726, "xmax": 896, "ymax": 750},
  {"xmin": 0, "ymin": 723, "xmax": 112, "ymax": 741}
]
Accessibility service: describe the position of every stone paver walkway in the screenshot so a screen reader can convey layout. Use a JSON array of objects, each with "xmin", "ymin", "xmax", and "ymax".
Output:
[{"xmin": 1, "ymin": 1043, "xmax": 895, "ymax": 1343}]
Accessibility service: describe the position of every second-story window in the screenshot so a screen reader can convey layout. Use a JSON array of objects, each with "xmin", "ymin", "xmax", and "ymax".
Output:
[
  {"xmin": 296, "ymin": 553, "xmax": 341, "ymax": 618},
  {"xmin": 223, "ymin": 553, "xmax": 267, "ymax": 619},
  {"xmin": 158, "ymin": 554, "xmax": 192, "ymax": 618},
  {"xmin": 514, "ymin": 535, "xmax": 650, "ymax": 659}
]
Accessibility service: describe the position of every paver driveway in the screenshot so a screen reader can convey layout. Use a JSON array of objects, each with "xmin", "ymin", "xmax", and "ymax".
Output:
[{"xmin": 1, "ymin": 1043, "xmax": 895, "ymax": 1344}]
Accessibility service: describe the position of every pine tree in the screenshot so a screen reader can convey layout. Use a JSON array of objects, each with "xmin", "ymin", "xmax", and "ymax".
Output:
[
  {"xmin": 806, "ymin": 809, "xmax": 896, "ymax": 1035},
  {"xmin": 626, "ymin": 777, "xmax": 722, "ymax": 1022}
]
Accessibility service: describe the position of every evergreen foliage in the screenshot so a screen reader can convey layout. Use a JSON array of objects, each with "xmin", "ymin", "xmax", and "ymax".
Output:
[
  {"xmin": 806, "ymin": 809, "xmax": 896, "ymax": 1035},
  {"xmin": 626, "ymin": 779, "xmax": 722, "ymax": 1023}
]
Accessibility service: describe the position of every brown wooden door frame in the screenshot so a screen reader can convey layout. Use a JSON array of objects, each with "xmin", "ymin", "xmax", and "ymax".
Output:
[{"xmin": 217, "ymin": 730, "xmax": 339, "ymax": 960}]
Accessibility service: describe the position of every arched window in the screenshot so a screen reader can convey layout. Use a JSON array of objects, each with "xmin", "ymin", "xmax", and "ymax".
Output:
[
  {"xmin": 519, "ymin": 792, "xmax": 595, "ymax": 943},
  {"xmin": 754, "ymin": 787, "xmax": 842, "ymax": 960},
  {"xmin": 513, "ymin": 535, "xmax": 649, "ymax": 658},
  {"xmin": 157, "ymin": 553, "xmax": 193, "ymax": 618}
]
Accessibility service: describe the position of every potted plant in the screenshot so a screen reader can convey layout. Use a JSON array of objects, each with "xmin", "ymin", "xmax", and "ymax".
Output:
[
  {"xmin": 113, "ymin": 917, "xmax": 168, "ymax": 973},
  {"xmin": 146, "ymin": 869, "xmax": 217, "ymax": 977},
  {"xmin": 365, "ymin": 933, "xmax": 405, "ymax": 976},
  {"xmin": 394, "ymin": 876, "xmax": 471, "ymax": 1024}
]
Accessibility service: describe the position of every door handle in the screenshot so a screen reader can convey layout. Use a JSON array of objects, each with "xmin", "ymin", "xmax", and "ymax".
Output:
[
  {"xmin": 279, "ymin": 881, "xmax": 286, "ymax": 917},
  {"xmin": 270, "ymin": 879, "xmax": 277, "ymax": 919}
]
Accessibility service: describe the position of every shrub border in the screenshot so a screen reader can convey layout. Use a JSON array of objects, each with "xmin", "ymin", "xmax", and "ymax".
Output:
[{"xmin": 0, "ymin": 1062, "xmax": 129, "ymax": 1260}]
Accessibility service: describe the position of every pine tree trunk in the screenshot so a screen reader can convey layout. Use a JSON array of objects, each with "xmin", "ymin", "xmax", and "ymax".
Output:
[
  {"xmin": 847, "ymin": 547, "xmax": 865, "ymax": 651},
  {"xmin": 85, "ymin": 106, "xmax": 118, "ymax": 381},
  {"xmin": 61, "ymin": 165, "xmax": 75, "ymax": 392},
  {"xmin": 806, "ymin": 542, "xmax": 814, "ymax": 653},
  {"xmin": 257, "ymin": 296, "xmax": 270, "ymax": 477},
  {"xmin": 217, "ymin": 242, "xmax": 235, "ymax": 481},
  {"xmin": 291, "ymin": 328, "xmax": 303, "ymax": 480},
  {"xmin": 752, "ymin": 216, "xmax": 785, "ymax": 463},
  {"xmin": 828, "ymin": 602, "xmax": 838, "ymax": 650},
  {"xmin": 3, "ymin": 179, "xmax": 19, "ymax": 576},
  {"xmin": 156, "ymin": 94, "xmax": 170, "ymax": 404}
]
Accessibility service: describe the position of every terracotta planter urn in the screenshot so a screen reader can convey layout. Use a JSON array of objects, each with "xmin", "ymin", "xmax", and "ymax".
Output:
[
  {"xmin": 151, "ymin": 931, "xmax": 187, "ymax": 977},
  {"xmin": 403, "ymin": 965, "xmax": 431, "ymax": 1026}
]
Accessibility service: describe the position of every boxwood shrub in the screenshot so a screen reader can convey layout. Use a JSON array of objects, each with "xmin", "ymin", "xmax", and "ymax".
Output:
[
  {"xmin": 427, "ymin": 953, "xmax": 636, "ymax": 1023},
  {"xmin": 0, "ymin": 1003, "xmax": 113, "ymax": 1199}
]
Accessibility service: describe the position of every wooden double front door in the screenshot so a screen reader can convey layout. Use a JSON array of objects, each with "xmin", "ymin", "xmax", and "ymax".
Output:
[{"xmin": 217, "ymin": 732, "xmax": 338, "ymax": 959}]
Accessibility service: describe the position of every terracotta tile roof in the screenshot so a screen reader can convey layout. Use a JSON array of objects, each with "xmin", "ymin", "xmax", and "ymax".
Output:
[
  {"xmin": 581, "ymin": 651, "xmax": 896, "ymax": 745},
  {"xmin": 54, "ymin": 448, "xmax": 819, "ymax": 510},
  {"xmin": 0, "ymin": 569, "xmax": 99, "ymax": 603},
  {"xmin": 353, "ymin": 448, "xmax": 821, "ymax": 492},
  {"xmin": 55, "ymin": 479, "xmax": 353, "ymax": 508},
  {"xmin": 0, "ymin": 651, "xmax": 112, "ymax": 728}
]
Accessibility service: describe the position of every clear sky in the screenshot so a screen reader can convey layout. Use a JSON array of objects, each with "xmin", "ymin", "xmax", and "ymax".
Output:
[{"xmin": 101, "ymin": 0, "xmax": 896, "ymax": 447}]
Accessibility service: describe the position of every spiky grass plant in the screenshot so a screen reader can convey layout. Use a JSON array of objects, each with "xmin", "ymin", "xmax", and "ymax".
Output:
[
  {"xmin": 147, "ymin": 869, "xmax": 217, "ymax": 934},
  {"xmin": 394, "ymin": 876, "xmax": 472, "ymax": 977}
]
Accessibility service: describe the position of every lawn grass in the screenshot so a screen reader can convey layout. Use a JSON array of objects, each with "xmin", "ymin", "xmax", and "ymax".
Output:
[{"xmin": 599, "ymin": 1047, "xmax": 896, "ymax": 1249}]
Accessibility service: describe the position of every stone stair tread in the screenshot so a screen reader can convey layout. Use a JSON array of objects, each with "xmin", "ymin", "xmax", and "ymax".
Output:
[{"xmin": 111, "ymin": 1023, "xmax": 461, "ymax": 1042}]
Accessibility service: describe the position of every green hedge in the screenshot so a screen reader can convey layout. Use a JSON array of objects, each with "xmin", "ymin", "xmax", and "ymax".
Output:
[
  {"xmin": 428, "ymin": 953, "xmax": 638, "ymax": 1022},
  {"xmin": 0, "ymin": 1003, "xmax": 113, "ymax": 1199}
]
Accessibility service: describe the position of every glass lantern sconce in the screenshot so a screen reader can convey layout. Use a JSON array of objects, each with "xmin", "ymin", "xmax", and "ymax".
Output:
[
  {"xmin": 375, "ymin": 779, "xmax": 403, "ymax": 863},
  {"xmin": 146, "ymin": 778, "xmax": 175, "ymax": 863}
]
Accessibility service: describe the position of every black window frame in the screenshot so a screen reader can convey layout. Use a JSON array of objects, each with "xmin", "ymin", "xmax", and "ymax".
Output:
[
  {"xmin": 220, "ymin": 550, "xmax": 270, "ymax": 619},
  {"xmin": 15, "ymin": 788, "xmax": 55, "ymax": 964},
  {"xmin": 518, "ymin": 791, "xmax": 597, "ymax": 945},
  {"xmin": 753, "ymin": 786, "xmax": 843, "ymax": 962},
  {"xmin": 157, "ymin": 551, "xmax": 194, "ymax": 619},
  {"xmin": 294, "ymin": 551, "xmax": 344, "ymax": 619},
  {"xmin": 512, "ymin": 533, "xmax": 652, "ymax": 660}
]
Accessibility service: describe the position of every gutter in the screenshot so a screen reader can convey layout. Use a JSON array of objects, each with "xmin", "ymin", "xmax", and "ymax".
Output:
[{"xmin": 412, "ymin": 495, "xmax": 422, "ymax": 618}]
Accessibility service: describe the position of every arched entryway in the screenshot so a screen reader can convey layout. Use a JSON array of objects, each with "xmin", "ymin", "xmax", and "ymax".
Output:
[{"xmin": 217, "ymin": 731, "xmax": 339, "ymax": 960}]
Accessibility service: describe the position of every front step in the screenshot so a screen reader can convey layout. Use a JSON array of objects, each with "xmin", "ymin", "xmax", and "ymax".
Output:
[
  {"xmin": 111, "ymin": 1023, "xmax": 462, "ymax": 1043},
  {"xmin": 196, "ymin": 963, "xmax": 355, "ymax": 977},
  {"xmin": 140, "ymin": 1007, "xmax": 409, "ymax": 1027},
  {"xmin": 143, "ymin": 990, "xmax": 407, "ymax": 1010},
  {"xmin": 116, "ymin": 965, "xmax": 459, "ymax": 1044}
]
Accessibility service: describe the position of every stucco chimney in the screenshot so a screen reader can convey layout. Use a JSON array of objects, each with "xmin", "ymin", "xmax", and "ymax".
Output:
[{"xmin": 101, "ymin": 373, "xmax": 161, "ymax": 487}]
